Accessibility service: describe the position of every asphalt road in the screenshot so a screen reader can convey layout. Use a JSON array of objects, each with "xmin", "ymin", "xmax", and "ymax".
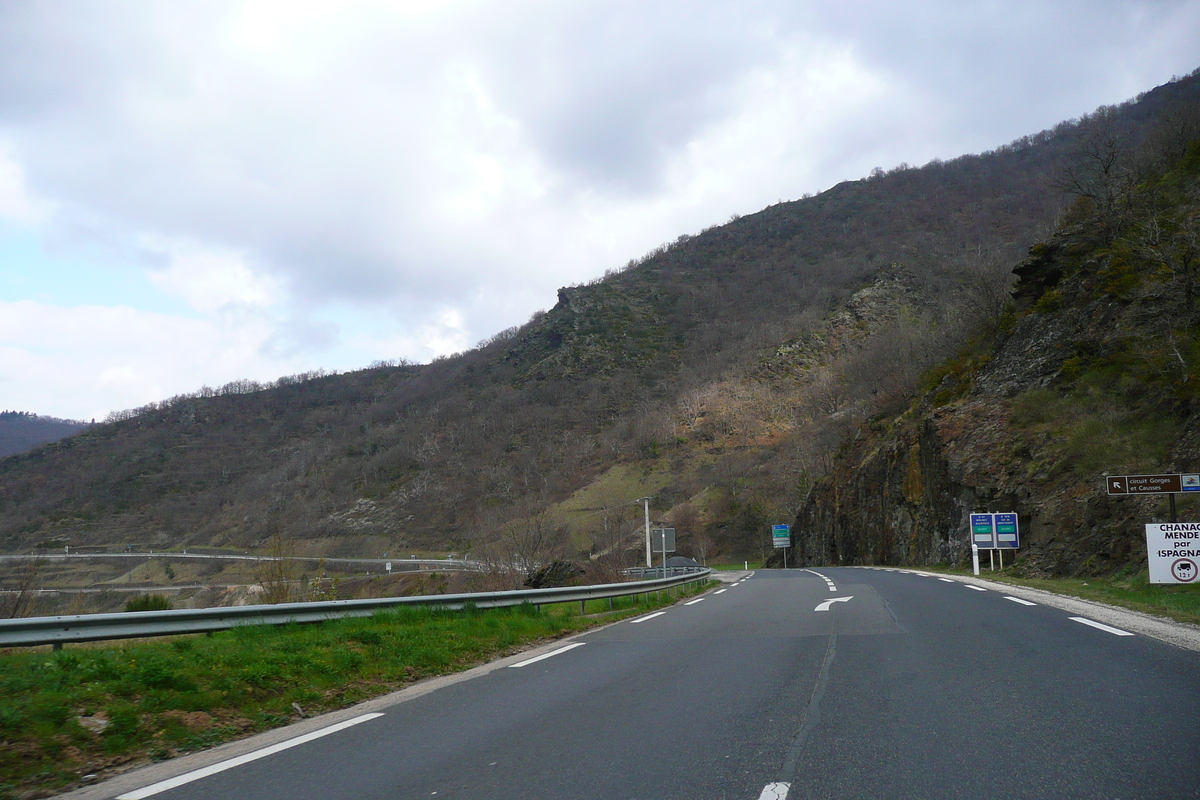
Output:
[{"xmin": 73, "ymin": 568, "xmax": 1200, "ymax": 800}]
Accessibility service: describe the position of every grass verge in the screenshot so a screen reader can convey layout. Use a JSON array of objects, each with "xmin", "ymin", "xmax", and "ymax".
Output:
[
  {"xmin": 919, "ymin": 565, "xmax": 1200, "ymax": 625},
  {"xmin": 0, "ymin": 580, "xmax": 713, "ymax": 800}
]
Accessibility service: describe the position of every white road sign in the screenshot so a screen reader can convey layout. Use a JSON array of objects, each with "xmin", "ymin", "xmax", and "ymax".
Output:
[{"xmin": 1145, "ymin": 523, "xmax": 1200, "ymax": 584}]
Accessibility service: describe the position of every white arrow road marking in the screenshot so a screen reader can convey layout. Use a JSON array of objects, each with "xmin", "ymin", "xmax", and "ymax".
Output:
[
  {"xmin": 1004, "ymin": 596, "xmax": 1036, "ymax": 606},
  {"xmin": 814, "ymin": 596, "xmax": 854, "ymax": 612},
  {"xmin": 509, "ymin": 642, "xmax": 585, "ymax": 668},
  {"xmin": 1070, "ymin": 617, "xmax": 1134, "ymax": 636},
  {"xmin": 758, "ymin": 782, "xmax": 790, "ymax": 799},
  {"xmin": 117, "ymin": 713, "xmax": 385, "ymax": 799}
]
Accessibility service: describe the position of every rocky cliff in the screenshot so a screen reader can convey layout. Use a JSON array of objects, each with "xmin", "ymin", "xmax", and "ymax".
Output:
[{"xmin": 791, "ymin": 138, "xmax": 1200, "ymax": 577}]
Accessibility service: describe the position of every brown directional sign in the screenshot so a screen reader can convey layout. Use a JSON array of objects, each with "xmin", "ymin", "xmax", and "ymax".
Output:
[{"xmin": 1107, "ymin": 474, "xmax": 1191, "ymax": 494}]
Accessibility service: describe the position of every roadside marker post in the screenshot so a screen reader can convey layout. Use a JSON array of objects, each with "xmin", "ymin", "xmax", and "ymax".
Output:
[{"xmin": 971, "ymin": 543, "xmax": 980, "ymax": 576}]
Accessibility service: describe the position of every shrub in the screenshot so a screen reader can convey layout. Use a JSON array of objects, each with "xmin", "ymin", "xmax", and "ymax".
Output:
[{"xmin": 125, "ymin": 594, "xmax": 173, "ymax": 612}]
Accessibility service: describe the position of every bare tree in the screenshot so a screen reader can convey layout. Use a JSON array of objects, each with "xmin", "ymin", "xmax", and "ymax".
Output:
[
  {"xmin": 1056, "ymin": 107, "xmax": 1135, "ymax": 243},
  {"xmin": 255, "ymin": 529, "xmax": 299, "ymax": 604},
  {"xmin": 1, "ymin": 556, "xmax": 45, "ymax": 618}
]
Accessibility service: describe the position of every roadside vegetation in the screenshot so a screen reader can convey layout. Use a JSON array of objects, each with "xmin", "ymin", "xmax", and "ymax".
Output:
[{"xmin": 0, "ymin": 582, "xmax": 710, "ymax": 800}]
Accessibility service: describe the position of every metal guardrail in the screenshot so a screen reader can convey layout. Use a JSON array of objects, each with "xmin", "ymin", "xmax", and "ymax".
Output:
[
  {"xmin": 623, "ymin": 566, "xmax": 708, "ymax": 579},
  {"xmin": 0, "ymin": 569, "xmax": 711, "ymax": 648}
]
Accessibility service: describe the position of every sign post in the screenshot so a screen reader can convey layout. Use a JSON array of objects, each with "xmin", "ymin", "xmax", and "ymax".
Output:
[
  {"xmin": 772, "ymin": 524, "xmax": 791, "ymax": 568},
  {"xmin": 652, "ymin": 528, "xmax": 675, "ymax": 577},
  {"xmin": 968, "ymin": 513, "xmax": 1019, "ymax": 570},
  {"xmin": 1107, "ymin": 473, "xmax": 1200, "ymax": 523}
]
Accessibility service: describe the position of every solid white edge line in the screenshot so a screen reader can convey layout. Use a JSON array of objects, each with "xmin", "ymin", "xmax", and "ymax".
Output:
[
  {"xmin": 116, "ymin": 713, "xmax": 385, "ymax": 800},
  {"xmin": 1070, "ymin": 616, "xmax": 1135, "ymax": 636},
  {"xmin": 508, "ymin": 642, "xmax": 586, "ymax": 668},
  {"xmin": 1005, "ymin": 596, "xmax": 1037, "ymax": 606},
  {"xmin": 758, "ymin": 781, "xmax": 790, "ymax": 799},
  {"xmin": 630, "ymin": 611, "xmax": 667, "ymax": 624},
  {"xmin": 965, "ymin": 585, "xmax": 986, "ymax": 592},
  {"xmin": 684, "ymin": 598, "xmax": 704, "ymax": 605}
]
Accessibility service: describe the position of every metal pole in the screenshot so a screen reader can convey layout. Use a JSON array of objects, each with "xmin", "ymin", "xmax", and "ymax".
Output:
[
  {"xmin": 641, "ymin": 497, "xmax": 652, "ymax": 567},
  {"xmin": 989, "ymin": 550, "xmax": 994, "ymax": 571},
  {"xmin": 783, "ymin": 549, "xmax": 787, "ymax": 569},
  {"xmin": 999, "ymin": 550, "xmax": 1004, "ymax": 570},
  {"xmin": 1171, "ymin": 493, "xmax": 1178, "ymax": 523}
]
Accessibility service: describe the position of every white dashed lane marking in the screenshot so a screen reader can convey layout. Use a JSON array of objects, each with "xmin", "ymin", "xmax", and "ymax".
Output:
[
  {"xmin": 684, "ymin": 598, "xmax": 704, "ymax": 606},
  {"xmin": 117, "ymin": 713, "xmax": 385, "ymax": 799},
  {"xmin": 509, "ymin": 642, "xmax": 586, "ymax": 668},
  {"xmin": 965, "ymin": 585, "xmax": 986, "ymax": 592},
  {"xmin": 1070, "ymin": 617, "xmax": 1134, "ymax": 636},
  {"xmin": 1005, "ymin": 596, "xmax": 1037, "ymax": 606},
  {"xmin": 937, "ymin": 578, "xmax": 955, "ymax": 583},
  {"xmin": 629, "ymin": 611, "xmax": 667, "ymax": 625}
]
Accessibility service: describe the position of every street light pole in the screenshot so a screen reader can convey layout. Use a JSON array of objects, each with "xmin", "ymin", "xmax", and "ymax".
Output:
[{"xmin": 639, "ymin": 497, "xmax": 652, "ymax": 567}]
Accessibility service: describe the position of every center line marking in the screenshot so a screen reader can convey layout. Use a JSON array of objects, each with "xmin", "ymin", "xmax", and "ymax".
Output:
[
  {"xmin": 684, "ymin": 598, "xmax": 704, "ymax": 605},
  {"xmin": 965, "ymin": 585, "xmax": 986, "ymax": 592},
  {"xmin": 509, "ymin": 642, "xmax": 585, "ymax": 668},
  {"xmin": 630, "ymin": 611, "xmax": 667, "ymax": 624},
  {"xmin": 116, "ymin": 713, "xmax": 384, "ymax": 799},
  {"xmin": 1070, "ymin": 617, "xmax": 1134, "ymax": 636},
  {"xmin": 1004, "ymin": 596, "xmax": 1037, "ymax": 606},
  {"xmin": 758, "ymin": 782, "xmax": 790, "ymax": 799}
]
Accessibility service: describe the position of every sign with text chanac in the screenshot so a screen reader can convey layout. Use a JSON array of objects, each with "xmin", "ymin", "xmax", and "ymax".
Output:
[{"xmin": 1145, "ymin": 523, "xmax": 1200, "ymax": 584}]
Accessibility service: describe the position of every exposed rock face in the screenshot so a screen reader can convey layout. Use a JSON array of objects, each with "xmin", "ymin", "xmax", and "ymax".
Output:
[{"xmin": 792, "ymin": 171, "xmax": 1200, "ymax": 576}]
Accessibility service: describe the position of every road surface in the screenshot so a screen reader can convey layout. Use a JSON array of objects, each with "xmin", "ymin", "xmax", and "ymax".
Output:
[{"xmin": 64, "ymin": 568, "xmax": 1200, "ymax": 800}]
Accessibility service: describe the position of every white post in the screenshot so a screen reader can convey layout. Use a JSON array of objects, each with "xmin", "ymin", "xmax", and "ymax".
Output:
[
  {"xmin": 972, "ymin": 544, "xmax": 979, "ymax": 576},
  {"xmin": 999, "ymin": 550, "xmax": 1004, "ymax": 570},
  {"xmin": 744, "ymin": 560, "xmax": 748, "ymax": 571},
  {"xmin": 989, "ymin": 550, "xmax": 994, "ymax": 571},
  {"xmin": 642, "ymin": 497, "xmax": 652, "ymax": 568}
]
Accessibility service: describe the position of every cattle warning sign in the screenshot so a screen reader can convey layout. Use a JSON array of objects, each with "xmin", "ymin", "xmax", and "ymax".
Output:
[{"xmin": 1145, "ymin": 523, "xmax": 1200, "ymax": 584}]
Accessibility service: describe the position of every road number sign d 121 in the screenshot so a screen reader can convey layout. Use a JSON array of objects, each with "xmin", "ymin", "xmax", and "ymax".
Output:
[
  {"xmin": 651, "ymin": 528, "xmax": 675, "ymax": 553},
  {"xmin": 1145, "ymin": 523, "xmax": 1200, "ymax": 584},
  {"xmin": 970, "ymin": 514, "xmax": 996, "ymax": 548},
  {"xmin": 772, "ymin": 524, "xmax": 791, "ymax": 549}
]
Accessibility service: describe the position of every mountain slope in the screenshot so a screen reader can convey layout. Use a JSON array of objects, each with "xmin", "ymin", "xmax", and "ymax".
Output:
[{"xmin": 2, "ymin": 71, "xmax": 1198, "ymax": 569}]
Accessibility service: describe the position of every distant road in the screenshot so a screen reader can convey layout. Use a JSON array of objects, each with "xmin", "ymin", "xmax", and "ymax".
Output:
[
  {"xmin": 61, "ymin": 567, "xmax": 1200, "ymax": 800},
  {"xmin": 0, "ymin": 552, "xmax": 475, "ymax": 571}
]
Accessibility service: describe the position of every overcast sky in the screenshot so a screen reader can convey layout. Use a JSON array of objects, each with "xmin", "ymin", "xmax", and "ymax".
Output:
[{"xmin": 0, "ymin": 1, "xmax": 1197, "ymax": 421}]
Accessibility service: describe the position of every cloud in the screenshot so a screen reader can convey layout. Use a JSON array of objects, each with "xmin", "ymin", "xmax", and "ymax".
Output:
[{"xmin": 0, "ymin": 0, "xmax": 1196, "ymax": 418}]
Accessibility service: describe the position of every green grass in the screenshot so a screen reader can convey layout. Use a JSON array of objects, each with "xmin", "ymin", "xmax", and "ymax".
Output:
[
  {"xmin": 920, "ymin": 565, "xmax": 1200, "ymax": 625},
  {"xmin": 0, "ymin": 581, "xmax": 712, "ymax": 799}
]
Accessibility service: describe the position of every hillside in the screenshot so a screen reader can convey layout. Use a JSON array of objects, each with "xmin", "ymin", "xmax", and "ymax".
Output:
[
  {"xmin": 2, "ymin": 70, "xmax": 1199, "ymax": 575},
  {"xmin": 0, "ymin": 411, "xmax": 89, "ymax": 458},
  {"xmin": 789, "ymin": 109, "xmax": 1200, "ymax": 576}
]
